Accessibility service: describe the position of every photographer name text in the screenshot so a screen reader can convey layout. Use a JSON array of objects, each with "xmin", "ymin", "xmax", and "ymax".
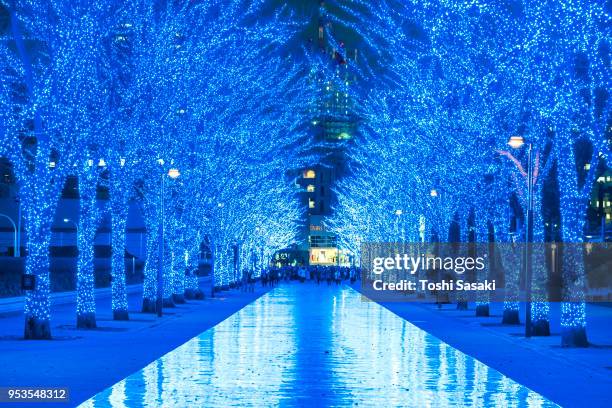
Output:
[{"xmin": 372, "ymin": 279, "xmax": 496, "ymax": 291}]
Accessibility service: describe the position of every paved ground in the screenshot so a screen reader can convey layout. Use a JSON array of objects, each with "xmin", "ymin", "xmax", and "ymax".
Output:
[
  {"xmin": 82, "ymin": 283, "xmax": 557, "ymax": 408},
  {"xmin": 355, "ymin": 284, "xmax": 612, "ymax": 408},
  {"xmin": 0, "ymin": 278, "xmax": 271, "ymax": 407},
  {"xmin": 3, "ymin": 281, "xmax": 610, "ymax": 407}
]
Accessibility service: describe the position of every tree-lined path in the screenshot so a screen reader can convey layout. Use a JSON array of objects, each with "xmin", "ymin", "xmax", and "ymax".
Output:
[{"xmin": 0, "ymin": 0, "xmax": 610, "ymax": 405}]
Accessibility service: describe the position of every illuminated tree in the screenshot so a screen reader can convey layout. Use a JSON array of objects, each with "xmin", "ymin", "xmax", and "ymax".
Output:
[
  {"xmin": 521, "ymin": 0, "xmax": 610, "ymax": 346},
  {"xmin": 1, "ymin": 0, "xmax": 113, "ymax": 339}
]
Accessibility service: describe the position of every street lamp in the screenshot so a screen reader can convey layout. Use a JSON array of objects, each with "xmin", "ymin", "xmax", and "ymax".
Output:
[
  {"xmin": 508, "ymin": 135, "xmax": 525, "ymax": 149},
  {"xmin": 392, "ymin": 209, "xmax": 403, "ymax": 261},
  {"xmin": 16, "ymin": 197, "xmax": 21, "ymax": 257},
  {"xmin": 393, "ymin": 209, "xmax": 402, "ymax": 239},
  {"xmin": 508, "ymin": 135, "xmax": 534, "ymax": 338},
  {"xmin": 63, "ymin": 218, "xmax": 78, "ymax": 229},
  {"xmin": 63, "ymin": 218, "xmax": 79, "ymax": 246},
  {"xmin": 168, "ymin": 168, "xmax": 180, "ymax": 179},
  {"xmin": 430, "ymin": 189, "xmax": 441, "ymax": 241},
  {"xmin": 0, "ymin": 213, "xmax": 19, "ymax": 257},
  {"xmin": 157, "ymin": 165, "xmax": 181, "ymax": 317}
]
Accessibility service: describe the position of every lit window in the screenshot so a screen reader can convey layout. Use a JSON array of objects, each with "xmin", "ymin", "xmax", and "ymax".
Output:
[
  {"xmin": 309, "ymin": 199, "xmax": 315, "ymax": 209},
  {"xmin": 304, "ymin": 169, "xmax": 316, "ymax": 179},
  {"xmin": 307, "ymin": 185, "xmax": 315, "ymax": 192}
]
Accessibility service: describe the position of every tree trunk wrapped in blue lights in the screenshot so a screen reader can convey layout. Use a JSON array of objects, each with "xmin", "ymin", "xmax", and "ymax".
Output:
[
  {"xmin": 141, "ymin": 197, "xmax": 160, "ymax": 314},
  {"xmin": 531, "ymin": 198, "xmax": 550, "ymax": 336},
  {"xmin": 76, "ymin": 162, "xmax": 101, "ymax": 329},
  {"xmin": 474, "ymin": 216, "xmax": 490, "ymax": 318},
  {"xmin": 23, "ymin": 229, "xmax": 53, "ymax": 339},
  {"xmin": 109, "ymin": 168, "xmax": 130, "ymax": 320},
  {"xmin": 556, "ymin": 138, "xmax": 589, "ymax": 347}
]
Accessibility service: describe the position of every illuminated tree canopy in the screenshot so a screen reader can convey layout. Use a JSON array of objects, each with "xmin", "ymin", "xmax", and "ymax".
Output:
[
  {"xmin": 0, "ymin": 0, "xmax": 318, "ymax": 338},
  {"xmin": 0, "ymin": 0, "xmax": 609, "ymax": 350},
  {"xmin": 327, "ymin": 0, "xmax": 610, "ymax": 347}
]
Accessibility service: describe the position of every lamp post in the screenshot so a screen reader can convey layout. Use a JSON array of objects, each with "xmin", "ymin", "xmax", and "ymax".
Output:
[
  {"xmin": 63, "ymin": 218, "xmax": 79, "ymax": 246},
  {"xmin": 253, "ymin": 226, "xmax": 261, "ymax": 283},
  {"xmin": 394, "ymin": 209, "xmax": 402, "ymax": 240},
  {"xmin": 15, "ymin": 196, "xmax": 21, "ymax": 257},
  {"xmin": 0, "ymin": 213, "xmax": 18, "ymax": 257},
  {"xmin": 508, "ymin": 135, "xmax": 534, "ymax": 338},
  {"xmin": 157, "ymin": 164, "xmax": 180, "ymax": 317},
  {"xmin": 430, "ymin": 189, "xmax": 440, "ymax": 241},
  {"xmin": 546, "ymin": 222, "xmax": 558, "ymax": 287},
  {"xmin": 216, "ymin": 202, "xmax": 225, "ymax": 293}
]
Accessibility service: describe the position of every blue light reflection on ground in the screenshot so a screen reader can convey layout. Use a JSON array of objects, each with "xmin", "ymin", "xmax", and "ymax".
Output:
[{"xmin": 80, "ymin": 284, "xmax": 557, "ymax": 407}]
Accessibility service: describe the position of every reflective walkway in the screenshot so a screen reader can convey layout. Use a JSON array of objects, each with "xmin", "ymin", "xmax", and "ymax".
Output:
[{"xmin": 81, "ymin": 284, "xmax": 557, "ymax": 407}]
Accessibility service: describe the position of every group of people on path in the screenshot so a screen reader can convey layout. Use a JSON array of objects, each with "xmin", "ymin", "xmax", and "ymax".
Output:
[
  {"xmin": 264, "ymin": 265, "xmax": 360, "ymax": 285},
  {"xmin": 236, "ymin": 265, "xmax": 361, "ymax": 293}
]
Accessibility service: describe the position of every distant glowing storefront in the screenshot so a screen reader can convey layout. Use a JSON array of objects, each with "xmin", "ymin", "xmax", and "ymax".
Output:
[
  {"xmin": 309, "ymin": 247, "xmax": 352, "ymax": 266},
  {"xmin": 310, "ymin": 247, "xmax": 336, "ymax": 265}
]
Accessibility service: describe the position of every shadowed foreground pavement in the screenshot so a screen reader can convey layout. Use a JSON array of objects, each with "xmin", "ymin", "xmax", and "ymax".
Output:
[
  {"xmin": 83, "ymin": 283, "xmax": 556, "ymax": 407},
  {"xmin": 0, "ymin": 278, "xmax": 269, "ymax": 407}
]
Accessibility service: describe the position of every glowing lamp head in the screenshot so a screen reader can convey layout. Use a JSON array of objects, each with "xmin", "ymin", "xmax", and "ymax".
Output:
[
  {"xmin": 63, "ymin": 218, "xmax": 69, "ymax": 223},
  {"xmin": 508, "ymin": 135, "xmax": 525, "ymax": 149},
  {"xmin": 394, "ymin": 209, "xmax": 402, "ymax": 216},
  {"xmin": 167, "ymin": 168, "xmax": 180, "ymax": 179},
  {"xmin": 430, "ymin": 189, "xmax": 438, "ymax": 197}
]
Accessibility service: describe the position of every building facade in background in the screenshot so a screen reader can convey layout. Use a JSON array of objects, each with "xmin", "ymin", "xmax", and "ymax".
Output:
[{"xmin": 293, "ymin": 2, "xmax": 357, "ymax": 267}]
